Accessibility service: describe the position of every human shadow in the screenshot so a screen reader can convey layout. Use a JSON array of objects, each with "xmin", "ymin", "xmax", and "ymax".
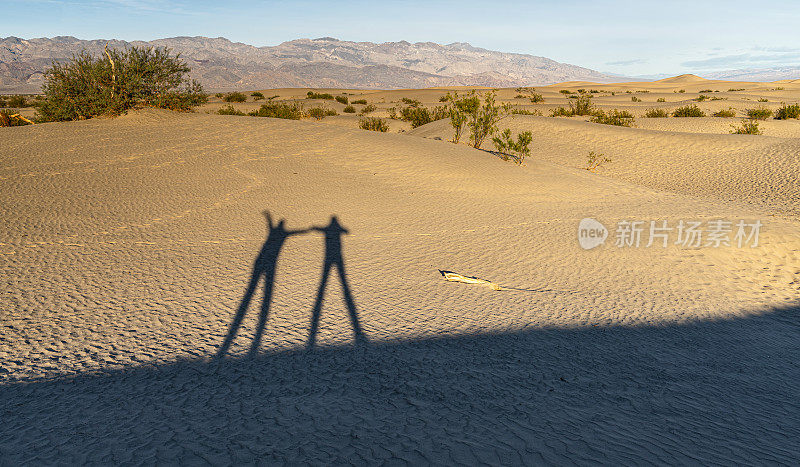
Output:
[
  {"xmin": 216, "ymin": 211, "xmax": 309, "ymax": 358},
  {"xmin": 307, "ymin": 216, "xmax": 367, "ymax": 349}
]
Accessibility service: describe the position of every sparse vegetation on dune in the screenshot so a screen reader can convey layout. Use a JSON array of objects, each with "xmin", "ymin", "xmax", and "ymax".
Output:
[
  {"xmin": 36, "ymin": 46, "xmax": 207, "ymax": 122},
  {"xmin": 586, "ymin": 151, "xmax": 610, "ymax": 172},
  {"xmin": 251, "ymin": 91, "xmax": 264, "ymax": 100},
  {"xmin": 249, "ymin": 102, "xmax": 304, "ymax": 120},
  {"xmin": 746, "ymin": 107, "xmax": 772, "ymax": 120},
  {"xmin": 774, "ymin": 103, "xmax": 800, "ymax": 120},
  {"xmin": 672, "ymin": 104, "xmax": 705, "ymax": 117},
  {"xmin": 713, "ymin": 108, "xmax": 737, "ymax": 118},
  {"xmin": 591, "ymin": 109, "xmax": 635, "ymax": 126},
  {"xmin": 731, "ymin": 119, "xmax": 762, "ymax": 135},
  {"xmin": 492, "ymin": 129, "xmax": 532, "ymax": 164},
  {"xmin": 358, "ymin": 116, "xmax": 388, "ymax": 132},
  {"xmin": 358, "ymin": 104, "xmax": 377, "ymax": 115},
  {"xmin": 307, "ymin": 107, "xmax": 337, "ymax": 119},
  {"xmin": 644, "ymin": 108, "xmax": 668, "ymax": 118},
  {"xmin": 335, "ymin": 95, "xmax": 348, "ymax": 105},
  {"xmin": 351, "ymin": 99, "xmax": 367, "ymax": 105},
  {"xmin": 217, "ymin": 105, "xmax": 246, "ymax": 116},
  {"xmin": 343, "ymin": 105, "xmax": 356, "ymax": 113},
  {"xmin": 223, "ymin": 92, "xmax": 247, "ymax": 102},
  {"xmin": 306, "ymin": 91, "xmax": 334, "ymax": 100}
]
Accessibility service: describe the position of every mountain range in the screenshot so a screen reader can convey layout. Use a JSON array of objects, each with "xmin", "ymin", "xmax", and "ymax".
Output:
[{"xmin": 0, "ymin": 36, "xmax": 630, "ymax": 93}]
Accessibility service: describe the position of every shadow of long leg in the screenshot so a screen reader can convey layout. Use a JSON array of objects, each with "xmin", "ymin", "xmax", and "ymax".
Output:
[
  {"xmin": 248, "ymin": 269, "xmax": 277, "ymax": 357},
  {"xmin": 306, "ymin": 263, "xmax": 331, "ymax": 350},
  {"xmin": 337, "ymin": 262, "xmax": 367, "ymax": 344},
  {"xmin": 216, "ymin": 269, "xmax": 261, "ymax": 358}
]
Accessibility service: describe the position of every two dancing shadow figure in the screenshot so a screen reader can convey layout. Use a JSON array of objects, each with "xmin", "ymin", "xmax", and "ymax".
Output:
[{"xmin": 216, "ymin": 211, "xmax": 367, "ymax": 358}]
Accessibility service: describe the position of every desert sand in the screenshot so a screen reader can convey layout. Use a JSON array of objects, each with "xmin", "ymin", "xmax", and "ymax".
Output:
[{"xmin": 1, "ymin": 76, "xmax": 799, "ymax": 463}]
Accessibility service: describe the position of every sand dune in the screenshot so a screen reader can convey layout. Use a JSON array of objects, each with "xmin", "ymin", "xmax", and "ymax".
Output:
[{"xmin": 1, "ymin": 79, "xmax": 799, "ymax": 463}]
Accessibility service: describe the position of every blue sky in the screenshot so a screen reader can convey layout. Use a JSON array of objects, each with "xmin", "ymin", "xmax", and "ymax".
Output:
[{"xmin": 4, "ymin": 0, "xmax": 800, "ymax": 76}]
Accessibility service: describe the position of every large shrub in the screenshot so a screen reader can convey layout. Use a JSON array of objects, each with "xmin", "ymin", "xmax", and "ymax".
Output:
[
  {"xmin": 359, "ymin": 117, "xmax": 389, "ymax": 132},
  {"xmin": 774, "ymin": 103, "xmax": 800, "ymax": 120},
  {"xmin": 37, "ymin": 46, "xmax": 207, "ymax": 122},
  {"xmin": 223, "ymin": 92, "xmax": 247, "ymax": 102},
  {"xmin": 672, "ymin": 105, "xmax": 705, "ymax": 117},
  {"xmin": 249, "ymin": 102, "xmax": 303, "ymax": 119}
]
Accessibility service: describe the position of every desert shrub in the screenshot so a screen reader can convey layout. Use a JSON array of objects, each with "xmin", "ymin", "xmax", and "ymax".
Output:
[
  {"xmin": 591, "ymin": 109, "xmax": 635, "ymax": 126},
  {"xmin": 699, "ymin": 89, "xmax": 713, "ymax": 93},
  {"xmin": 307, "ymin": 107, "xmax": 337, "ymax": 119},
  {"xmin": 306, "ymin": 91, "xmax": 334, "ymax": 100},
  {"xmin": 335, "ymin": 95, "xmax": 348, "ymax": 105},
  {"xmin": 511, "ymin": 108, "xmax": 542, "ymax": 116},
  {"xmin": 774, "ymin": 103, "xmax": 800, "ymax": 120},
  {"xmin": 352, "ymin": 99, "xmax": 367, "ymax": 105},
  {"xmin": 401, "ymin": 97, "xmax": 421, "ymax": 106},
  {"xmin": 731, "ymin": 119, "xmax": 761, "ymax": 135},
  {"xmin": 439, "ymin": 95, "xmax": 449, "ymax": 102},
  {"xmin": 586, "ymin": 151, "xmax": 610, "ymax": 171},
  {"xmin": 466, "ymin": 91, "xmax": 512, "ymax": 148},
  {"xmin": 710, "ymin": 96, "xmax": 725, "ymax": 101},
  {"xmin": 266, "ymin": 95, "xmax": 280, "ymax": 101},
  {"xmin": 672, "ymin": 104, "xmax": 705, "ymax": 117},
  {"xmin": 359, "ymin": 117, "xmax": 388, "ymax": 132},
  {"xmin": 713, "ymin": 108, "xmax": 736, "ymax": 118},
  {"xmin": 528, "ymin": 93, "xmax": 544, "ymax": 103},
  {"xmin": 773, "ymin": 87, "xmax": 785, "ymax": 91},
  {"xmin": 728, "ymin": 88, "xmax": 745, "ymax": 92},
  {"xmin": 214, "ymin": 93, "xmax": 224, "ymax": 99},
  {"xmin": 677, "ymin": 89, "xmax": 686, "ymax": 93},
  {"xmin": 625, "ymin": 91, "xmax": 632, "ymax": 94},
  {"xmin": 757, "ymin": 98, "xmax": 768, "ymax": 102},
  {"xmin": 223, "ymin": 92, "xmax": 247, "ymax": 103},
  {"xmin": 631, "ymin": 96, "xmax": 641, "ymax": 102},
  {"xmin": 570, "ymin": 95, "xmax": 596, "ymax": 116},
  {"xmin": 37, "ymin": 46, "xmax": 206, "ymax": 122},
  {"xmin": 559, "ymin": 89, "xmax": 572, "ymax": 95},
  {"xmin": 0, "ymin": 109, "xmax": 33, "ymax": 127},
  {"xmin": 695, "ymin": 95, "xmax": 709, "ymax": 102},
  {"xmin": 550, "ymin": 106, "xmax": 573, "ymax": 117},
  {"xmin": 492, "ymin": 129, "xmax": 532, "ymax": 164},
  {"xmin": 644, "ymin": 108, "xmax": 668, "ymax": 118},
  {"xmin": 251, "ymin": 91, "xmax": 264, "ymax": 100},
  {"xmin": 443, "ymin": 91, "xmax": 479, "ymax": 143},
  {"xmin": 8, "ymin": 95, "xmax": 28, "ymax": 107},
  {"xmin": 399, "ymin": 105, "xmax": 449, "ymax": 128},
  {"xmin": 746, "ymin": 106, "xmax": 772, "ymax": 120},
  {"xmin": 343, "ymin": 105, "xmax": 356, "ymax": 113},
  {"xmin": 249, "ymin": 102, "xmax": 303, "ymax": 119},
  {"xmin": 359, "ymin": 104, "xmax": 377, "ymax": 115},
  {"xmin": 657, "ymin": 97, "xmax": 666, "ymax": 102},
  {"xmin": 217, "ymin": 105, "xmax": 245, "ymax": 116},
  {"xmin": 636, "ymin": 90, "xmax": 650, "ymax": 93},
  {"xmin": 0, "ymin": 97, "xmax": 6, "ymax": 107}
]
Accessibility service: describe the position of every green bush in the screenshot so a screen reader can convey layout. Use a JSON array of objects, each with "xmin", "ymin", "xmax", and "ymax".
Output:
[
  {"xmin": 528, "ymin": 93, "xmax": 544, "ymax": 103},
  {"xmin": 511, "ymin": 108, "xmax": 542, "ymax": 116},
  {"xmin": 251, "ymin": 91, "xmax": 265, "ymax": 100},
  {"xmin": 343, "ymin": 105, "xmax": 356, "ymax": 113},
  {"xmin": 774, "ymin": 103, "xmax": 800, "ymax": 120},
  {"xmin": 550, "ymin": 106, "xmax": 573, "ymax": 117},
  {"xmin": 37, "ymin": 46, "xmax": 206, "ymax": 122},
  {"xmin": 359, "ymin": 104, "xmax": 377, "ymax": 115},
  {"xmin": 570, "ymin": 95, "xmax": 595, "ymax": 116},
  {"xmin": 644, "ymin": 108, "xmax": 668, "ymax": 118},
  {"xmin": 223, "ymin": 92, "xmax": 247, "ymax": 103},
  {"xmin": 398, "ymin": 104, "xmax": 448, "ymax": 128},
  {"xmin": 467, "ymin": 91, "xmax": 512, "ymax": 148},
  {"xmin": 656, "ymin": 97, "xmax": 666, "ymax": 102},
  {"xmin": 746, "ymin": 106, "xmax": 772, "ymax": 120},
  {"xmin": 591, "ymin": 109, "xmax": 635, "ymax": 126},
  {"xmin": 672, "ymin": 105, "xmax": 705, "ymax": 117},
  {"xmin": 731, "ymin": 119, "xmax": 761, "ymax": 135},
  {"xmin": 335, "ymin": 95, "xmax": 348, "ymax": 105},
  {"xmin": 352, "ymin": 99, "xmax": 367, "ymax": 105},
  {"xmin": 307, "ymin": 107, "xmax": 337, "ymax": 119},
  {"xmin": 249, "ymin": 102, "xmax": 303, "ymax": 119},
  {"xmin": 695, "ymin": 95, "xmax": 709, "ymax": 102},
  {"xmin": 401, "ymin": 97, "xmax": 421, "ymax": 106},
  {"xmin": 713, "ymin": 108, "xmax": 736, "ymax": 118},
  {"xmin": 217, "ymin": 105, "xmax": 246, "ymax": 116},
  {"xmin": 631, "ymin": 96, "xmax": 641, "ymax": 102},
  {"xmin": 306, "ymin": 91, "xmax": 334, "ymax": 100},
  {"xmin": 443, "ymin": 91, "xmax": 480, "ymax": 143},
  {"xmin": 492, "ymin": 129, "xmax": 532, "ymax": 164},
  {"xmin": 359, "ymin": 117, "xmax": 388, "ymax": 132},
  {"xmin": 8, "ymin": 95, "xmax": 28, "ymax": 107}
]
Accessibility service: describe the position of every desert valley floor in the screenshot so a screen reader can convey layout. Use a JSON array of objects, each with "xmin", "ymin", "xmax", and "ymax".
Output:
[{"xmin": 1, "ymin": 76, "xmax": 799, "ymax": 464}]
